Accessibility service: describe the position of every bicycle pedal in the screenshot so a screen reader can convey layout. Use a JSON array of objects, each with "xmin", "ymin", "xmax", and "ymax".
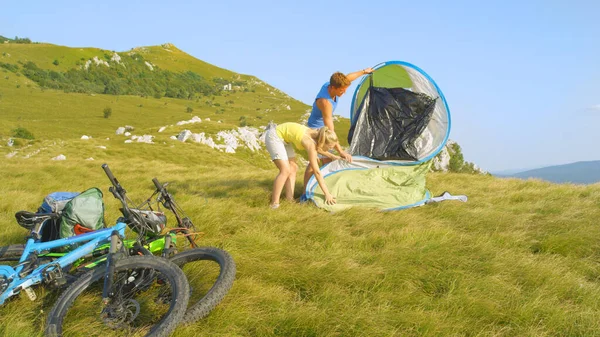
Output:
[{"xmin": 24, "ymin": 287, "xmax": 37, "ymax": 301}]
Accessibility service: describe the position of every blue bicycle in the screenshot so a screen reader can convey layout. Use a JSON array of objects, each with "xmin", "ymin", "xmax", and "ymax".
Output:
[{"xmin": 0, "ymin": 212, "xmax": 190, "ymax": 336}]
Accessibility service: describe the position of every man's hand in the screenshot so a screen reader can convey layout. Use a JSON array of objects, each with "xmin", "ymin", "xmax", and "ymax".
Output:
[
  {"xmin": 325, "ymin": 193, "xmax": 337, "ymax": 205},
  {"xmin": 339, "ymin": 150, "xmax": 353, "ymax": 163},
  {"xmin": 363, "ymin": 67, "xmax": 374, "ymax": 75}
]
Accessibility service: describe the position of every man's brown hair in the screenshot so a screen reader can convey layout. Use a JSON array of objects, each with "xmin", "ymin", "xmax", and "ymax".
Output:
[{"xmin": 330, "ymin": 72, "xmax": 351, "ymax": 88}]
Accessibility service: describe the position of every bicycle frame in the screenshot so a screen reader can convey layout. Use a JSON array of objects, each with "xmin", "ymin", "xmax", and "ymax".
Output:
[
  {"xmin": 0, "ymin": 222, "xmax": 126, "ymax": 305},
  {"xmin": 30, "ymin": 232, "xmax": 176, "ymax": 271}
]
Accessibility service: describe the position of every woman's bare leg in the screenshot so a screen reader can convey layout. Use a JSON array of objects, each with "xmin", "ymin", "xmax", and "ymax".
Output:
[
  {"xmin": 272, "ymin": 159, "xmax": 291, "ymax": 206},
  {"xmin": 285, "ymin": 158, "xmax": 298, "ymax": 201}
]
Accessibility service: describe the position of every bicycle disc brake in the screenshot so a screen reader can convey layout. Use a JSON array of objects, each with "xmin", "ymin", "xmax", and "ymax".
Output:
[{"xmin": 101, "ymin": 298, "xmax": 140, "ymax": 329}]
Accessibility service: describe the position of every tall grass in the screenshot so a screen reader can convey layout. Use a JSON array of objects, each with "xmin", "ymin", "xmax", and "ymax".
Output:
[{"xmin": 1, "ymin": 43, "xmax": 599, "ymax": 336}]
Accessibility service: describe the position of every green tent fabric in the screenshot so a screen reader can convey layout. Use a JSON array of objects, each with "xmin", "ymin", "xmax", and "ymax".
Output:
[
  {"xmin": 309, "ymin": 160, "xmax": 431, "ymax": 212},
  {"xmin": 60, "ymin": 187, "xmax": 105, "ymax": 238}
]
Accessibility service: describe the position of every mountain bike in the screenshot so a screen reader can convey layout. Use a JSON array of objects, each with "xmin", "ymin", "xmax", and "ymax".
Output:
[
  {"xmin": 102, "ymin": 164, "xmax": 236, "ymax": 324},
  {"xmin": 0, "ymin": 164, "xmax": 236, "ymax": 325},
  {"xmin": 0, "ymin": 213, "xmax": 190, "ymax": 337}
]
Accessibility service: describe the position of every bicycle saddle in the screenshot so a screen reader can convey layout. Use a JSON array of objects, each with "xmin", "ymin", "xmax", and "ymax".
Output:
[{"xmin": 15, "ymin": 211, "xmax": 60, "ymax": 230}]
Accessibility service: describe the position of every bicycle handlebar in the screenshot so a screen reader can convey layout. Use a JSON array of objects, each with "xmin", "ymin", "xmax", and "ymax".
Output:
[{"xmin": 152, "ymin": 178, "xmax": 163, "ymax": 192}]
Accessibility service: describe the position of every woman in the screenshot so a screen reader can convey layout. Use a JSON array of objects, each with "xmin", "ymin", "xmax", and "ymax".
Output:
[{"xmin": 265, "ymin": 122, "xmax": 339, "ymax": 209}]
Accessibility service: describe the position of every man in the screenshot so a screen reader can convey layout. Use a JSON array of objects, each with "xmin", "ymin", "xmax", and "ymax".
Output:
[{"xmin": 303, "ymin": 67, "xmax": 374, "ymax": 191}]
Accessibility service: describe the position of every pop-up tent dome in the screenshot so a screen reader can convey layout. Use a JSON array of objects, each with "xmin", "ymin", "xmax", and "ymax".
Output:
[{"xmin": 305, "ymin": 61, "xmax": 451, "ymax": 211}]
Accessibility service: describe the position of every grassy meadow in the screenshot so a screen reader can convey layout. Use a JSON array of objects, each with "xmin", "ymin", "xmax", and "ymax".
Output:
[{"xmin": 1, "ymin": 42, "xmax": 600, "ymax": 336}]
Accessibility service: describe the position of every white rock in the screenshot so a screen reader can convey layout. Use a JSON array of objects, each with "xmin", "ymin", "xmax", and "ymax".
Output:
[
  {"xmin": 86, "ymin": 157, "xmax": 94, "ymax": 161},
  {"xmin": 6, "ymin": 151, "xmax": 17, "ymax": 158},
  {"xmin": 285, "ymin": 105, "xmax": 291, "ymax": 110},
  {"xmin": 111, "ymin": 53, "xmax": 121, "ymax": 63},
  {"xmin": 124, "ymin": 132, "xmax": 131, "ymax": 137},
  {"xmin": 205, "ymin": 118, "xmax": 210, "ymax": 121},
  {"xmin": 203, "ymin": 137, "xmax": 217, "ymax": 148},
  {"xmin": 97, "ymin": 146, "xmax": 107, "ymax": 149},
  {"xmin": 124, "ymin": 140, "xmax": 133, "ymax": 143},
  {"xmin": 170, "ymin": 136, "xmax": 177, "ymax": 140},
  {"xmin": 177, "ymin": 130, "xmax": 193, "ymax": 142},
  {"xmin": 116, "ymin": 127, "xmax": 126, "ymax": 135},
  {"xmin": 135, "ymin": 135, "xmax": 154, "ymax": 144},
  {"xmin": 176, "ymin": 116, "xmax": 202, "ymax": 126},
  {"xmin": 237, "ymin": 127, "xmax": 262, "ymax": 152},
  {"xmin": 125, "ymin": 125, "xmax": 134, "ymax": 131},
  {"xmin": 81, "ymin": 135, "xmax": 90, "ymax": 140},
  {"xmin": 52, "ymin": 154, "xmax": 66, "ymax": 161},
  {"xmin": 158, "ymin": 126, "xmax": 167, "ymax": 133},
  {"xmin": 7, "ymin": 138, "xmax": 14, "ymax": 147}
]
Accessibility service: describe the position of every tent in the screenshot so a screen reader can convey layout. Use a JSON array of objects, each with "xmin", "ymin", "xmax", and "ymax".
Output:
[{"xmin": 305, "ymin": 61, "xmax": 451, "ymax": 212}]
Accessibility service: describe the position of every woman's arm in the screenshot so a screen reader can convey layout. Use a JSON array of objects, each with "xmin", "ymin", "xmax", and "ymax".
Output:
[
  {"xmin": 304, "ymin": 140, "xmax": 336, "ymax": 205},
  {"xmin": 316, "ymin": 147, "xmax": 340, "ymax": 161}
]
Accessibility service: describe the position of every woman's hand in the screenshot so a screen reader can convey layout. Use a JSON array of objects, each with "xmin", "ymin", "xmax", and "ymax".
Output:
[
  {"xmin": 339, "ymin": 150, "xmax": 352, "ymax": 162},
  {"xmin": 325, "ymin": 193, "xmax": 337, "ymax": 205}
]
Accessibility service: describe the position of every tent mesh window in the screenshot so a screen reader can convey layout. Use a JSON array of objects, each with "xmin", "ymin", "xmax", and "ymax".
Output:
[{"xmin": 348, "ymin": 85, "xmax": 437, "ymax": 160}]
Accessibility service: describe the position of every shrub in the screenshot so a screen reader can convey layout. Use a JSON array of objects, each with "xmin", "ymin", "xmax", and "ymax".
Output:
[
  {"xmin": 186, "ymin": 106, "xmax": 194, "ymax": 113},
  {"xmin": 239, "ymin": 119, "xmax": 247, "ymax": 127},
  {"xmin": 103, "ymin": 107, "xmax": 112, "ymax": 118},
  {"xmin": 53, "ymin": 59, "xmax": 59, "ymax": 66},
  {"xmin": 12, "ymin": 127, "xmax": 34, "ymax": 140}
]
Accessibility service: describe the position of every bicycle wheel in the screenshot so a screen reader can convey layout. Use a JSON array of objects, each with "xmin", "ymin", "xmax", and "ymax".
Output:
[
  {"xmin": 0, "ymin": 244, "xmax": 25, "ymax": 261},
  {"xmin": 46, "ymin": 255, "xmax": 190, "ymax": 337},
  {"xmin": 169, "ymin": 247, "xmax": 236, "ymax": 324}
]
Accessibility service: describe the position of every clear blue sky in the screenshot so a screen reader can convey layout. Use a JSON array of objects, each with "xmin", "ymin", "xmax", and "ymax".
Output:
[{"xmin": 2, "ymin": 0, "xmax": 599, "ymax": 172}]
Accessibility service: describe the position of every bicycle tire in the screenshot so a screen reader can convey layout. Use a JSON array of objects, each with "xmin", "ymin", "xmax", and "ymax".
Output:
[
  {"xmin": 169, "ymin": 247, "xmax": 236, "ymax": 324},
  {"xmin": 45, "ymin": 255, "xmax": 190, "ymax": 337},
  {"xmin": 0, "ymin": 244, "xmax": 25, "ymax": 260}
]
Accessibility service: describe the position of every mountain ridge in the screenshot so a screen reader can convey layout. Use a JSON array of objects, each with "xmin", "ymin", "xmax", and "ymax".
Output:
[{"xmin": 499, "ymin": 160, "xmax": 600, "ymax": 184}]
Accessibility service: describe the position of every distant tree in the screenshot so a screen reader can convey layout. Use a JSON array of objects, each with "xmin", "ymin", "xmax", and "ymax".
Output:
[
  {"xmin": 53, "ymin": 59, "xmax": 59, "ymax": 66},
  {"xmin": 103, "ymin": 107, "xmax": 112, "ymax": 118},
  {"xmin": 448, "ymin": 143, "xmax": 465, "ymax": 172},
  {"xmin": 13, "ymin": 36, "xmax": 32, "ymax": 44},
  {"xmin": 186, "ymin": 106, "xmax": 193, "ymax": 113}
]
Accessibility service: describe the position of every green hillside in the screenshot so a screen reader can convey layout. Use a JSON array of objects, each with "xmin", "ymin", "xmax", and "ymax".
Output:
[
  {"xmin": 0, "ymin": 41, "xmax": 348, "ymax": 144},
  {"xmin": 1, "ymin": 41, "xmax": 600, "ymax": 336}
]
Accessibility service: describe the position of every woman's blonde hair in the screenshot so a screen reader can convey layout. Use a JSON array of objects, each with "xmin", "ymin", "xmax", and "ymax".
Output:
[{"xmin": 316, "ymin": 127, "xmax": 339, "ymax": 152}]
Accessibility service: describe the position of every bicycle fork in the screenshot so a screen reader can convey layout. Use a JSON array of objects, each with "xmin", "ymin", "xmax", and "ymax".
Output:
[{"xmin": 102, "ymin": 230, "xmax": 123, "ymax": 304}]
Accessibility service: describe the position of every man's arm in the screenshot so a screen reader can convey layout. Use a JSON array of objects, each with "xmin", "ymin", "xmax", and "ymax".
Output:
[
  {"xmin": 346, "ymin": 67, "xmax": 374, "ymax": 82},
  {"xmin": 316, "ymin": 98, "xmax": 335, "ymax": 131},
  {"xmin": 316, "ymin": 98, "xmax": 352, "ymax": 162}
]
